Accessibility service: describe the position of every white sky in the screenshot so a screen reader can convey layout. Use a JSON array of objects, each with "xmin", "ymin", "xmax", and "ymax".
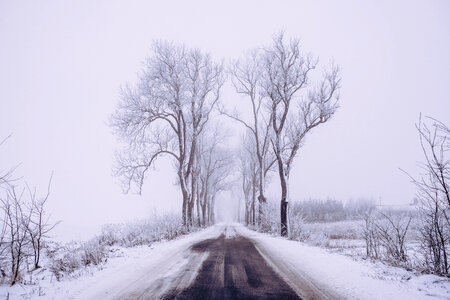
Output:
[{"xmin": 1, "ymin": 0, "xmax": 449, "ymax": 241}]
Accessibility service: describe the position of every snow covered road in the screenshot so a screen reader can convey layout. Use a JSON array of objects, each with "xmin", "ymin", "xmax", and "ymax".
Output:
[
  {"xmin": 74, "ymin": 223, "xmax": 334, "ymax": 299},
  {"xmin": 8, "ymin": 223, "xmax": 447, "ymax": 299}
]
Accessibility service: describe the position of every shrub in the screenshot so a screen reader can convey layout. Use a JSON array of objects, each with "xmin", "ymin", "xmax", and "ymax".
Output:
[
  {"xmin": 81, "ymin": 239, "xmax": 107, "ymax": 266},
  {"xmin": 361, "ymin": 209, "xmax": 412, "ymax": 265},
  {"xmin": 45, "ymin": 212, "xmax": 196, "ymax": 281}
]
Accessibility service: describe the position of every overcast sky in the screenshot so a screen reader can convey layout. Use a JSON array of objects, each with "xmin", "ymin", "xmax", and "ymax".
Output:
[{"xmin": 1, "ymin": 0, "xmax": 449, "ymax": 241}]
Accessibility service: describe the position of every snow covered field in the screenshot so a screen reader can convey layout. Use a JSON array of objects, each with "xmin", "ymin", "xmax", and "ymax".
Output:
[
  {"xmin": 237, "ymin": 225, "xmax": 450, "ymax": 299},
  {"xmin": 1, "ymin": 223, "xmax": 448, "ymax": 299}
]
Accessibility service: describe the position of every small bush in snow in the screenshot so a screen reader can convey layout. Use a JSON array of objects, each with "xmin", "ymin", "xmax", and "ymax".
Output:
[
  {"xmin": 288, "ymin": 213, "xmax": 310, "ymax": 242},
  {"xmin": 259, "ymin": 202, "xmax": 280, "ymax": 234},
  {"xmin": 99, "ymin": 224, "xmax": 122, "ymax": 246},
  {"xmin": 361, "ymin": 209, "xmax": 412, "ymax": 265},
  {"xmin": 81, "ymin": 239, "xmax": 107, "ymax": 266},
  {"xmin": 48, "ymin": 244, "xmax": 83, "ymax": 281}
]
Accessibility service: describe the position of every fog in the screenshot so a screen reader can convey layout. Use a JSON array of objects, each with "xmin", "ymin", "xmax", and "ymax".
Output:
[{"xmin": 0, "ymin": 0, "xmax": 449, "ymax": 241}]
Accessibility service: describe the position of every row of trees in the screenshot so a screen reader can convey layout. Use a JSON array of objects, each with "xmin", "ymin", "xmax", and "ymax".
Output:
[
  {"xmin": 111, "ymin": 34, "xmax": 448, "ymax": 275},
  {"xmin": 0, "ymin": 136, "xmax": 57, "ymax": 285},
  {"xmin": 231, "ymin": 33, "xmax": 341, "ymax": 235},
  {"xmin": 111, "ymin": 42, "xmax": 231, "ymax": 228},
  {"xmin": 112, "ymin": 33, "xmax": 341, "ymax": 236}
]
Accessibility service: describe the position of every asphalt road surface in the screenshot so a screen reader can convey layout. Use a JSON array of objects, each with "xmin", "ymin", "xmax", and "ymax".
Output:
[
  {"xmin": 161, "ymin": 229, "xmax": 301, "ymax": 300},
  {"xmin": 108, "ymin": 225, "xmax": 334, "ymax": 300}
]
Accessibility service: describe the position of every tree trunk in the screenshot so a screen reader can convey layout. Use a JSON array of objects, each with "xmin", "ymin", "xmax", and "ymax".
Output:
[
  {"xmin": 201, "ymin": 203, "xmax": 207, "ymax": 227},
  {"xmin": 196, "ymin": 181, "xmax": 201, "ymax": 227},
  {"xmin": 11, "ymin": 249, "xmax": 21, "ymax": 285},
  {"xmin": 258, "ymin": 195, "xmax": 266, "ymax": 226},
  {"xmin": 196, "ymin": 198, "xmax": 201, "ymax": 227},
  {"xmin": 251, "ymin": 178, "xmax": 256, "ymax": 226},
  {"xmin": 207, "ymin": 200, "xmax": 211, "ymax": 226},
  {"xmin": 188, "ymin": 171, "xmax": 196, "ymax": 228},
  {"xmin": 182, "ymin": 196, "xmax": 187, "ymax": 227},
  {"xmin": 280, "ymin": 199, "xmax": 288, "ymax": 236},
  {"xmin": 179, "ymin": 171, "xmax": 189, "ymax": 227},
  {"xmin": 435, "ymin": 213, "xmax": 448, "ymax": 273},
  {"xmin": 245, "ymin": 203, "xmax": 249, "ymax": 226},
  {"xmin": 35, "ymin": 239, "xmax": 41, "ymax": 269},
  {"xmin": 258, "ymin": 157, "xmax": 266, "ymax": 222},
  {"xmin": 238, "ymin": 196, "xmax": 241, "ymax": 223},
  {"xmin": 210, "ymin": 197, "xmax": 215, "ymax": 224},
  {"xmin": 187, "ymin": 199, "xmax": 194, "ymax": 228},
  {"xmin": 251, "ymin": 200, "xmax": 255, "ymax": 226},
  {"xmin": 276, "ymin": 155, "xmax": 288, "ymax": 236}
]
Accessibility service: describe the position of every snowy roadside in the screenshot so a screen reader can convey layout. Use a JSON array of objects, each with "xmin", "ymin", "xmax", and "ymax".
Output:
[
  {"xmin": 0, "ymin": 225, "xmax": 224, "ymax": 300},
  {"xmin": 235, "ymin": 224, "xmax": 450, "ymax": 300},
  {"xmin": 2, "ymin": 223, "xmax": 448, "ymax": 299}
]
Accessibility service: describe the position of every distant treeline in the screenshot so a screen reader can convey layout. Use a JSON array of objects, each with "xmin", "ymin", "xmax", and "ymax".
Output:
[{"xmin": 290, "ymin": 198, "xmax": 413, "ymax": 223}]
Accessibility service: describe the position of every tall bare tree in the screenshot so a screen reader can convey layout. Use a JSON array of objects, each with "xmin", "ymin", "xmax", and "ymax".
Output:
[
  {"xmin": 238, "ymin": 133, "xmax": 259, "ymax": 226},
  {"xmin": 260, "ymin": 32, "xmax": 341, "ymax": 236},
  {"xmin": 25, "ymin": 176, "xmax": 59, "ymax": 269},
  {"xmin": 111, "ymin": 41, "xmax": 224, "ymax": 227},
  {"xmin": 184, "ymin": 50, "xmax": 225, "ymax": 226},
  {"xmin": 222, "ymin": 51, "xmax": 275, "ymax": 225}
]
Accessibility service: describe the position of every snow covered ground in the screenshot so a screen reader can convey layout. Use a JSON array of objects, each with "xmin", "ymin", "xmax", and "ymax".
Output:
[
  {"xmin": 1, "ymin": 223, "xmax": 448, "ymax": 299},
  {"xmin": 237, "ymin": 225, "xmax": 449, "ymax": 300},
  {"xmin": 0, "ymin": 226, "xmax": 222, "ymax": 299}
]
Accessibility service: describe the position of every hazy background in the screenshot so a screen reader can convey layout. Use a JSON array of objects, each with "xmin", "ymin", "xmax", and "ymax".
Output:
[{"xmin": 1, "ymin": 0, "xmax": 449, "ymax": 241}]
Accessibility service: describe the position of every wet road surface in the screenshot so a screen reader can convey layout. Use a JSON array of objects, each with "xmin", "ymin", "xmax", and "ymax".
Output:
[{"xmin": 162, "ymin": 231, "xmax": 301, "ymax": 300}]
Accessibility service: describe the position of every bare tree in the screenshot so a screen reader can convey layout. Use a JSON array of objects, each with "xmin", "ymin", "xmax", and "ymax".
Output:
[
  {"xmin": 361, "ymin": 208, "xmax": 412, "ymax": 264},
  {"xmin": 362, "ymin": 208, "xmax": 380, "ymax": 259},
  {"xmin": 375, "ymin": 211, "xmax": 412, "ymax": 263},
  {"xmin": 111, "ymin": 41, "xmax": 224, "ymax": 227},
  {"xmin": 185, "ymin": 50, "xmax": 225, "ymax": 227},
  {"xmin": 25, "ymin": 175, "xmax": 59, "ymax": 269},
  {"xmin": 197, "ymin": 126, "xmax": 232, "ymax": 226},
  {"xmin": 221, "ymin": 51, "xmax": 276, "ymax": 225},
  {"xmin": 238, "ymin": 133, "xmax": 259, "ymax": 226},
  {"xmin": 0, "ymin": 137, "xmax": 58, "ymax": 283},
  {"xmin": 260, "ymin": 32, "xmax": 341, "ymax": 236},
  {"xmin": 0, "ymin": 135, "xmax": 26, "ymax": 284},
  {"xmin": 403, "ymin": 116, "xmax": 449, "ymax": 274},
  {"xmin": 240, "ymin": 156, "xmax": 253, "ymax": 226},
  {"xmin": 1, "ymin": 185, "xmax": 32, "ymax": 285}
]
